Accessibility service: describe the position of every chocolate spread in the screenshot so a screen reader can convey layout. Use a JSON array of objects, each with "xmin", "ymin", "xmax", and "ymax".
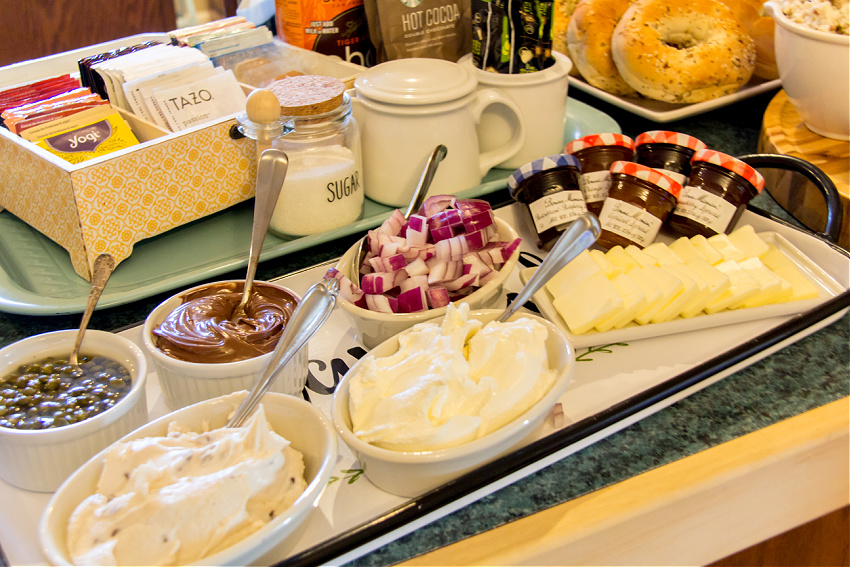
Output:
[{"xmin": 153, "ymin": 282, "xmax": 297, "ymax": 363}]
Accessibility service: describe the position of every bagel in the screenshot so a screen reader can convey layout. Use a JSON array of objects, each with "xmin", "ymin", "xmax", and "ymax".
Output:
[
  {"xmin": 567, "ymin": 0, "xmax": 637, "ymax": 96},
  {"xmin": 611, "ymin": 0, "xmax": 756, "ymax": 103}
]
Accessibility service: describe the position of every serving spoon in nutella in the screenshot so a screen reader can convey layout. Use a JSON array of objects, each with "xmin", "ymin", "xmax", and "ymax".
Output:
[
  {"xmin": 497, "ymin": 212, "xmax": 601, "ymax": 323},
  {"xmin": 69, "ymin": 253, "xmax": 116, "ymax": 373},
  {"xmin": 231, "ymin": 148, "xmax": 289, "ymax": 323},
  {"xmin": 227, "ymin": 276, "xmax": 340, "ymax": 428}
]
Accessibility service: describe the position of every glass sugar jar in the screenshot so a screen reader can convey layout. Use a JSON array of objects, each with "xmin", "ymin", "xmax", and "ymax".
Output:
[
  {"xmin": 564, "ymin": 133, "xmax": 635, "ymax": 216},
  {"xmin": 237, "ymin": 79, "xmax": 363, "ymax": 237},
  {"xmin": 668, "ymin": 149, "xmax": 765, "ymax": 238},
  {"xmin": 596, "ymin": 161, "xmax": 682, "ymax": 250},
  {"xmin": 507, "ymin": 154, "xmax": 586, "ymax": 250}
]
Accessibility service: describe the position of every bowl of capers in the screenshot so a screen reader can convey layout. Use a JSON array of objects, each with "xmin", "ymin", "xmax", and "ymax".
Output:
[{"xmin": 0, "ymin": 329, "xmax": 148, "ymax": 492}]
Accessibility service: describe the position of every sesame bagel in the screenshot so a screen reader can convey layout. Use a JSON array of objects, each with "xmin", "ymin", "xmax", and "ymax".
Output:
[
  {"xmin": 611, "ymin": 0, "xmax": 756, "ymax": 103},
  {"xmin": 567, "ymin": 0, "xmax": 637, "ymax": 96}
]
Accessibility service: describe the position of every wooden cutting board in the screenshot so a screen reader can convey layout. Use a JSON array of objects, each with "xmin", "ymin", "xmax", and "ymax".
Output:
[{"xmin": 759, "ymin": 89, "xmax": 849, "ymax": 249}]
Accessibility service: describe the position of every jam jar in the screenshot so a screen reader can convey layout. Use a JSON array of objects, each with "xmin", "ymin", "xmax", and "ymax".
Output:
[
  {"xmin": 596, "ymin": 161, "xmax": 682, "ymax": 250},
  {"xmin": 564, "ymin": 133, "xmax": 635, "ymax": 216},
  {"xmin": 508, "ymin": 154, "xmax": 586, "ymax": 249},
  {"xmin": 634, "ymin": 130, "xmax": 707, "ymax": 187},
  {"xmin": 668, "ymin": 149, "xmax": 766, "ymax": 238}
]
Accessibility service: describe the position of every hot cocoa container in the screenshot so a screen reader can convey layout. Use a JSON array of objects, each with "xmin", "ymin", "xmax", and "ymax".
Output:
[
  {"xmin": 634, "ymin": 130, "xmax": 707, "ymax": 187},
  {"xmin": 596, "ymin": 161, "xmax": 682, "ymax": 250},
  {"xmin": 564, "ymin": 133, "xmax": 635, "ymax": 216},
  {"xmin": 668, "ymin": 149, "xmax": 766, "ymax": 238},
  {"xmin": 507, "ymin": 154, "xmax": 586, "ymax": 250}
]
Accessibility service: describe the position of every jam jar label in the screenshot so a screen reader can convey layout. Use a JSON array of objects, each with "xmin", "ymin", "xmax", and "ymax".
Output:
[
  {"xmin": 578, "ymin": 170, "xmax": 611, "ymax": 204},
  {"xmin": 676, "ymin": 184, "xmax": 738, "ymax": 234},
  {"xmin": 528, "ymin": 191, "xmax": 588, "ymax": 233},
  {"xmin": 599, "ymin": 198, "xmax": 663, "ymax": 248}
]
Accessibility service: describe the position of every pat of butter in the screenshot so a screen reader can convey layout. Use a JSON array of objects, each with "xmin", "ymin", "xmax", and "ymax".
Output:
[
  {"xmin": 728, "ymin": 225, "xmax": 769, "ymax": 259},
  {"xmin": 625, "ymin": 245, "xmax": 657, "ymax": 268},
  {"xmin": 761, "ymin": 244, "xmax": 819, "ymax": 301},
  {"xmin": 705, "ymin": 260, "xmax": 760, "ymax": 313},
  {"xmin": 664, "ymin": 262, "xmax": 712, "ymax": 320},
  {"xmin": 707, "ymin": 233, "xmax": 747, "ymax": 262},
  {"xmin": 642, "ymin": 242, "xmax": 684, "ymax": 266},
  {"xmin": 652, "ymin": 263, "xmax": 701, "ymax": 323},
  {"xmin": 634, "ymin": 265, "xmax": 682, "ymax": 325},
  {"xmin": 545, "ymin": 250, "xmax": 601, "ymax": 298},
  {"xmin": 669, "ymin": 237, "xmax": 705, "ymax": 264},
  {"xmin": 553, "ymin": 272, "xmax": 624, "ymax": 335},
  {"xmin": 590, "ymin": 249, "xmax": 625, "ymax": 278},
  {"xmin": 736, "ymin": 257, "xmax": 793, "ymax": 308},
  {"xmin": 605, "ymin": 245, "xmax": 640, "ymax": 272},
  {"xmin": 690, "ymin": 235, "xmax": 723, "ymax": 265},
  {"xmin": 595, "ymin": 273, "xmax": 647, "ymax": 332},
  {"xmin": 620, "ymin": 267, "xmax": 663, "ymax": 329},
  {"xmin": 683, "ymin": 258, "xmax": 730, "ymax": 317}
]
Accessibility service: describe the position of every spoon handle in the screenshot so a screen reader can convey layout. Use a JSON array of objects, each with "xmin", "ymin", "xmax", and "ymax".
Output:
[
  {"xmin": 404, "ymin": 144, "xmax": 447, "ymax": 219},
  {"xmin": 70, "ymin": 254, "xmax": 116, "ymax": 365},
  {"xmin": 227, "ymin": 276, "xmax": 340, "ymax": 428},
  {"xmin": 497, "ymin": 213, "xmax": 600, "ymax": 323},
  {"xmin": 238, "ymin": 149, "xmax": 289, "ymax": 310}
]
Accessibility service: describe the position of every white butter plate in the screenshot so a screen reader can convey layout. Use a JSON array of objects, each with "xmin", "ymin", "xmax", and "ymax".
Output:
[
  {"xmin": 522, "ymin": 230, "xmax": 844, "ymax": 348},
  {"xmin": 568, "ymin": 75, "xmax": 782, "ymax": 123}
]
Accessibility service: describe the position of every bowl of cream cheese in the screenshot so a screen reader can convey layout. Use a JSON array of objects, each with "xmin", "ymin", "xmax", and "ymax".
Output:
[
  {"xmin": 330, "ymin": 302, "xmax": 575, "ymax": 497},
  {"xmin": 40, "ymin": 390, "xmax": 337, "ymax": 566}
]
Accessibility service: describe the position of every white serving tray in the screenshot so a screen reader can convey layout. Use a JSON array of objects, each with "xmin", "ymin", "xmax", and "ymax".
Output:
[
  {"xmin": 0, "ymin": 204, "xmax": 847, "ymax": 567},
  {"xmin": 523, "ymin": 230, "xmax": 844, "ymax": 349}
]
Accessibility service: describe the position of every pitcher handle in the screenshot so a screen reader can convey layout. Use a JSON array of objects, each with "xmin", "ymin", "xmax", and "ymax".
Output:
[{"xmin": 470, "ymin": 88, "xmax": 526, "ymax": 176}]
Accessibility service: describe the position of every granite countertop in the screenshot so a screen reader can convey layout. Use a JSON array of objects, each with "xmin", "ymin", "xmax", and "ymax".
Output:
[{"xmin": 0, "ymin": 88, "xmax": 848, "ymax": 566}]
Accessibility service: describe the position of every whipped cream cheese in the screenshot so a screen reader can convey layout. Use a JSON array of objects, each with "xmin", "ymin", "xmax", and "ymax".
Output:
[
  {"xmin": 66, "ymin": 405, "xmax": 306, "ymax": 566},
  {"xmin": 348, "ymin": 303, "xmax": 557, "ymax": 452}
]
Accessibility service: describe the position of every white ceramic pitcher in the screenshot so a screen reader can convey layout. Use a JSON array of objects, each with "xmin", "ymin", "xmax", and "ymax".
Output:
[{"xmin": 350, "ymin": 58, "xmax": 526, "ymax": 207}]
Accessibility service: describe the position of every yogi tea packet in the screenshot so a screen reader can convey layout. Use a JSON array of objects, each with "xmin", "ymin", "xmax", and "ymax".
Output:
[
  {"xmin": 471, "ymin": 0, "xmax": 554, "ymax": 73},
  {"xmin": 365, "ymin": 0, "xmax": 471, "ymax": 63},
  {"xmin": 35, "ymin": 112, "xmax": 139, "ymax": 164}
]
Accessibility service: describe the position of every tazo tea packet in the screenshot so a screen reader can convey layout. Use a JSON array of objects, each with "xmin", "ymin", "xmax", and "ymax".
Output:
[
  {"xmin": 150, "ymin": 68, "xmax": 246, "ymax": 132},
  {"xmin": 122, "ymin": 60, "xmax": 216, "ymax": 122},
  {"xmin": 34, "ymin": 112, "xmax": 139, "ymax": 164},
  {"xmin": 365, "ymin": 0, "xmax": 471, "ymax": 64}
]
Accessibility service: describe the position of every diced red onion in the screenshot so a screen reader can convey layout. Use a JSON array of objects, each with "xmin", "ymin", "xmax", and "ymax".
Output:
[
  {"xmin": 462, "ymin": 210, "xmax": 495, "ymax": 233},
  {"xmin": 324, "ymin": 267, "xmax": 365, "ymax": 303},
  {"xmin": 365, "ymin": 294, "xmax": 398, "ymax": 313},
  {"xmin": 397, "ymin": 286, "xmax": 428, "ymax": 313},
  {"xmin": 444, "ymin": 273, "xmax": 479, "ymax": 291},
  {"xmin": 399, "ymin": 274, "xmax": 428, "ymax": 293},
  {"xmin": 422, "ymin": 195, "xmax": 457, "ymax": 218},
  {"xmin": 377, "ymin": 209, "xmax": 406, "ymax": 236},
  {"xmin": 405, "ymin": 214, "xmax": 429, "ymax": 247},
  {"xmin": 405, "ymin": 258, "xmax": 430, "ymax": 277},
  {"xmin": 361, "ymin": 272, "xmax": 396, "ymax": 295},
  {"xmin": 426, "ymin": 287, "xmax": 450, "ymax": 309}
]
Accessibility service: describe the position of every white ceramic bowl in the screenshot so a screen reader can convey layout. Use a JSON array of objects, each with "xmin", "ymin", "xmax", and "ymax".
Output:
[
  {"xmin": 40, "ymin": 391, "xmax": 337, "ymax": 566},
  {"xmin": 331, "ymin": 309, "xmax": 575, "ymax": 497},
  {"xmin": 0, "ymin": 330, "xmax": 148, "ymax": 492},
  {"xmin": 143, "ymin": 279, "xmax": 308, "ymax": 410},
  {"xmin": 334, "ymin": 217, "xmax": 521, "ymax": 348},
  {"xmin": 763, "ymin": 1, "xmax": 850, "ymax": 140}
]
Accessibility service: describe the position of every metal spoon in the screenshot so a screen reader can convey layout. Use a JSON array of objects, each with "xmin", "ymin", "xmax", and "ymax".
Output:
[
  {"xmin": 351, "ymin": 144, "xmax": 448, "ymax": 279},
  {"xmin": 231, "ymin": 148, "xmax": 289, "ymax": 322},
  {"xmin": 69, "ymin": 253, "xmax": 116, "ymax": 369},
  {"xmin": 226, "ymin": 276, "xmax": 340, "ymax": 428},
  {"xmin": 497, "ymin": 212, "xmax": 601, "ymax": 323}
]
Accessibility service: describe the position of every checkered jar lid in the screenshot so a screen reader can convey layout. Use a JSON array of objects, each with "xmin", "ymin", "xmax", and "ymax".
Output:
[
  {"xmin": 507, "ymin": 153, "xmax": 581, "ymax": 195},
  {"xmin": 609, "ymin": 160, "xmax": 683, "ymax": 199},
  {"xmin": 564, "ymin": 133, "xmax": 635, "ymax": 154},
  {"xmin": 635, "ymin": 130, "xmax": 707, "ymax": 152},
  {"xmin": 691, "ymin": 149, "xmax": 765, "ymax": 192}
]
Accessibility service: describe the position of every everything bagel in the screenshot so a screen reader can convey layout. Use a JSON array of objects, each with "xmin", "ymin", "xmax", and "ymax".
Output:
[
  {"xmin": 567, "ymin": 0, "xmax": 637, "ymax": 96},
  {"xmin": 611, "ymin": 0, "xmax": 756, "ymax": 103}
]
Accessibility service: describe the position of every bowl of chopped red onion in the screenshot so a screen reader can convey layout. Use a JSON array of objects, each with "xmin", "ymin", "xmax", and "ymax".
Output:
[{"xmin": 328, "ymin": 196, "xmax": 522, "ymax": 348}]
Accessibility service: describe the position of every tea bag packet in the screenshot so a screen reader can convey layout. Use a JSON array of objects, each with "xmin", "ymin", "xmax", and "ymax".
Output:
[
  {"xmin": 169, "ymin": 16, "xmax": 252, "ymax": 46},
  {"xmin": 194, "ymin": 26, "xmax": 273, "ymax": 58},
  {"xmin": 150, "ymin": 68, "xmax": 247, "ymax": 132},
  {"xmin": 471, "ymin": 0, "xmax": 555, "ymax": 73},
  {"xmin": 19, "ymin": 105, "xmax": 116, "ymax": 142},
  {"xmin": 122, "ymin": 60, "xmax": 216, "ymax": 122},
  {"xmin": 33, "ymin": 111, "xmax": 139, "ymax": 164}
]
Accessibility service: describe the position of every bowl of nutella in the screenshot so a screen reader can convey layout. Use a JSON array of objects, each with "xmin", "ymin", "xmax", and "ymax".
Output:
[
  {"xmin": 330, "ymin": 303, "xmax": 575, "ymax": 498},
  {"xmin": 142, "ymin": 279, "xmax": 305, "ymax": 410},
  {"xmin": 40, "ymin": 390, "xmax": 337, "ymax": 566}
]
